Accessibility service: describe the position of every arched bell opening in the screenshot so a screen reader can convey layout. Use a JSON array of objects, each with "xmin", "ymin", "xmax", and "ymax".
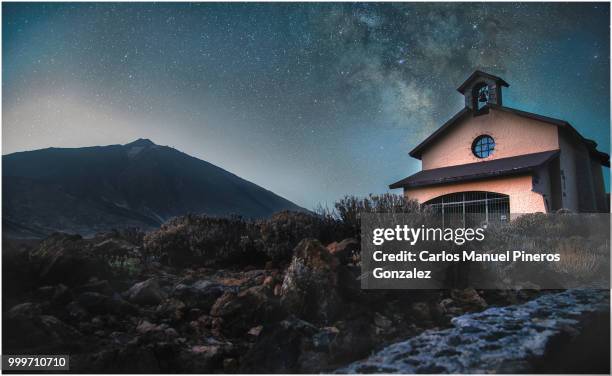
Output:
[{"xmin": 472, "ymin": 82, "xmax": 490, "ymax": 111}]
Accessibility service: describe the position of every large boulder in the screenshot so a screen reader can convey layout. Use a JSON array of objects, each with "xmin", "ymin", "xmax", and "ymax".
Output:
[
  {"xmin": 125, "ymin": 279, "xmax": 166, "ymax": 306},
  {"xmin": 280, "ymin": 239, "xmax": 343, "ymax": 323},
  {"xmin": 29, "ymin": 233, "xmax": 111, "ymax": 286}
]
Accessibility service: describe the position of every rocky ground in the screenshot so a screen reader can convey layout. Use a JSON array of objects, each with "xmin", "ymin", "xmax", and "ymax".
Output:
[
  {"xmin": 1, "ymin": 211, "xmax": 546, "ymax": 374},
  {"xmin": 338, "ymin": 289, "xmax": 610, "ymax": 374}
]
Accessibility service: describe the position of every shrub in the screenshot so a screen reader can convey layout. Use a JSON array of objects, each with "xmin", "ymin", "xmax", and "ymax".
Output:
[
  {"xmin": 332, "ymin": 193, "xmax": 421, "ymax": 237},
  {"xmin": 143, "ymin": 214, "xmax": 262, "ymax": 267},
  {"xmin": 258, "ymin": 211, "xmax": 341, "ymax": 262},
  {"xmin": 480, "ymin": 213, "xmax": 609, "ymax": 289},
  {"xmin": 142, "ymin": 194, "xmax": 418, "ymax": 267}
]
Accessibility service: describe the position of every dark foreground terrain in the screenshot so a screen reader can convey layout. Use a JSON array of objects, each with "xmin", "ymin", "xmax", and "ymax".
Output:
[{"xmin": 2, "ymin": 210, "xmax": 609, "ymax": 373}]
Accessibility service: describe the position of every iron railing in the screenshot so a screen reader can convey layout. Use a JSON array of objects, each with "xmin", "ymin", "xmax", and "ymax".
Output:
[{"xmin": 423, "ymin": 191, "xmax": 510, "ymax": 227}]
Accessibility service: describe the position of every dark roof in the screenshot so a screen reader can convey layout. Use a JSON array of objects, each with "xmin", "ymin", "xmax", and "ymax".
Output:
[
  {"xmin": 409, "ymin": 104, "xmax": 610, "ymax": 167},
  {"xmin": 457, "ymin": 70, "xmax": 509, "ymax": 94},
  {"xmin": 389, "ymin": 150, "xmax": 560, "ymax": 189}
]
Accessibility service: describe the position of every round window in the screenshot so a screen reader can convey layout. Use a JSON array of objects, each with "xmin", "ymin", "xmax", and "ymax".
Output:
[{"xmin": 472, "ymin": 135, "xmax": 495, "ymax": 158}]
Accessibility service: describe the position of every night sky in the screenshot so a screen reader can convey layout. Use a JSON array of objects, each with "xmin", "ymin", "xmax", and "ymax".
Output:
[{"xmin": 3, "ymin": 3, "xmax": 610, "ymax": 209}]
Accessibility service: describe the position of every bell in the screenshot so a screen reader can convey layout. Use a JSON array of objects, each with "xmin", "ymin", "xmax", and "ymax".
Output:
[{"xmin": 478, "ymin": 91, "xmax": 488, "ymax": 103}]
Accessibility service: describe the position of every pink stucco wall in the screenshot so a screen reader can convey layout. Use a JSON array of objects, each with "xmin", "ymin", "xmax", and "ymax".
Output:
[
  {"xmin": 404, "ymin": 175, "xmax": 547, "ymax": 213},
  {"xmin": 421, "ymin": 108, "xmax": 560, "ymax": 170}
]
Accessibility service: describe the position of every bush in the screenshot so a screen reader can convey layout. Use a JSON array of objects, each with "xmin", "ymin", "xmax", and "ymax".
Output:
[
  {"xmin": 258, "ymin": 211, "xmax": 340, "ymax": 262},
  {"xmin": 143, "ymin": 214, "xmax": 262, "ymax": 267},
  {"xmin": 29, "ymin": 233, "xmax": 112, "ymax": 286},
  {"xmin": 480, "ymin": 213, "xmax": 609, "ymax": 289},
  {"xmin": 142, "ymin": 194, "xmax": 418, "ymax": 267},
  {"xmin": 331, "ymin": 193, "xmax": 421, "ymax": 237}
]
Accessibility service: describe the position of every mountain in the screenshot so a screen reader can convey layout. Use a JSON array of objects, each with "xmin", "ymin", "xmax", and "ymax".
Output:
[{"xmin": 2, "ymin": 138, "xmax": 305, "ymax": 237}]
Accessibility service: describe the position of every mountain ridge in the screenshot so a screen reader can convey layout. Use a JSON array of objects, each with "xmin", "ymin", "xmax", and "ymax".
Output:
[{"xmin": 3, "ymin": 139, "xmax": 306, "ymax": 238}]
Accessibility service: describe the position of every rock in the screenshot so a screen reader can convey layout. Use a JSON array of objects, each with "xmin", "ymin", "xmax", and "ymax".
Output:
[
  {"xmin": 178, "ymin": 343, "xmax": 226, "ymax": 373},
  {"xmin": 85, "ymin": 342, "xmax": 161, "ymax": 373},
  {"xmin": 66, "ymin": 301, "xmax": 88, "ymax": 321},
  {"xmin": 327, "ymin": 238, "xmax": 359, "ymax": 264},
  {"xmin": 338, "ymin": 289, "xmax": 610, "ymax": 374},
  {"xmin": 336, "ymin": 265, "xmax": 364, "ymax": 303},
  {"xmin": 210, "ymin": 285, "xmax": 281, "ymax": 336},
  {"xmin": 211, "ymin": 317, "xmax": 223, "ymax": 336},
  {"xmin": 438, "ymin": 298, "xmax": 463, "ymax": 316},
  {"xmin": 223, "ymin": 358, "xmax": 239, "ymax": 372},
  {"xmin": 126, "ymin": 279, "xmax": 166, "ymax": 306},
  {"xmin": 374, "ymin": 312, "xmax": 393, "ymax": 328},
  {"xmin": 439, "ymin": 298, "xmax": 454, "ymax": 311},
  {"xmin": 29, "ymin": 233, "xmax": 111, "ymax": 286},
  {"xmin": 262, "ymin": 275, "xmax": 274, "ymax": 287},
  {"xmin": 173, "ymin": 280, "xmax": 228, "ymax": 311},
  {"xmin": 7, "ymin": 302, "xmax": 42, "ymax": 318},
  {"xmin": 91, "ymin": 237, "xmax": 137, "ymax": 260},
  {"xmin": 155, "ymin": 298, "xmax": 186, "ymax": 322},
  {"xmin": 76, "ymin": 279, "xmax": 114, "ymax": 295},
  {"xmin": 239, "ymin": 316, "xmax": 319, "ymax": 373},
  {"xmin": 52, "ymin": 284, "xmax": 73, "ymax": 305},
  {"xmin": 76, "ymin": 292, "xmax": 113, "ymax": 314},
  {"xmin": 280, "ymin": 239, "xmax": 343, "ymax": 323},
  {"xmin": 327, "ymin": 318, "xmax": 376, "ymax": 364},
  {"xmin": 410, "ymin": 302, "xmax": 431, "ymax": 321},
  {"xmin": 109, "ymin": 331, "xmax": 133, "ymax": 345},
  {"xmin": 36, "ymin": 285, "xmax": 56, "ymax": 299},
  {"xmin": 3, "ymin": 310, "xmax": 83, "ymax": 353},
  {"xmin": 312, "ymin": 326, "xmax": 340, "ymax": 350},
  {"xmin": 136, "ymin": 320, "xmax": 159, "ymax": 334},
  {"xmin": 248, "ymin": 325, "xmax": 263, "ymax": 337},
  {"xmin": 273, "ymin": 284, "xmax": 282, "ymax": 296},
  {"xmin": 164, "ymin": 328, "xmax": 179, "ymax": 337},
  {"xmin": 191, "ymin": 344, "xmax": 220, "ymax": 355},
  {"xmin": 76, "ymin": 292, "xmax": 137, "ymax": 315},
  {"xmin": 91, "ymin": 316, "xmax": 104, "ymax": 327},
  {"xmin": 298, "ymin": 350, "xmax": 336, "ymax": 373},
  {"xmin": 451, "ymin": 287, "xmax": 488, "ymax": 311}
]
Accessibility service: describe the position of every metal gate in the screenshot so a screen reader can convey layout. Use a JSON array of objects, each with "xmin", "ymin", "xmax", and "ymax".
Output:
[{"xmin": 423, "ymin": 191, "xmax": 510, "ymax": 226}]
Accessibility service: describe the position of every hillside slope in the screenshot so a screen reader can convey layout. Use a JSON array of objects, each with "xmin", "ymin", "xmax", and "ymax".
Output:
[{"xmin": 3, "ymin": 138, "xmax": 304, "ymax": 237}]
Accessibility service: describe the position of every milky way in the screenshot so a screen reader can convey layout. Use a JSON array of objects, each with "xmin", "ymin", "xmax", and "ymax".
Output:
[{"xmin": 3, "ymin": 3, "xmax": 610, "ymax": 208}]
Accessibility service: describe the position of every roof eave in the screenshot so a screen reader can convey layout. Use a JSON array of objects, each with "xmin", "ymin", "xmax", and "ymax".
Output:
[
  {"xmin": 390, "ymin": 150, "xmax": 560, "ymax": 190},
  {"xmin": 390, "ymin": 169, "xmax": 534, "ymax": 190},
  {"xmin": 456, "ymin": 71, "xmax": 510, "ymax": 94}
]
